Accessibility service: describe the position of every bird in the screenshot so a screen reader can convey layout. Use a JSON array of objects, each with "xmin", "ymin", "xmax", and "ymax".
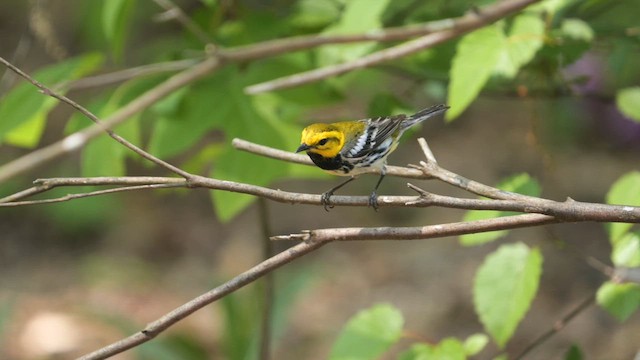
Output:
[{"xmin": 296, "ymin": 104, "xmax": 449, "ymax": 210}]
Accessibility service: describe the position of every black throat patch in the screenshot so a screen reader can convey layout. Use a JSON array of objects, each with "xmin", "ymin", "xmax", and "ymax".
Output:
[{"xmin": 307, "ymin": 152, "xmax": 353, "ymax": 173}]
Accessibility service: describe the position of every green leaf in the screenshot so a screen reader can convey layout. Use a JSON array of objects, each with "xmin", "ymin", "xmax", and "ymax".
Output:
[
  {"xmin": 102, "ymin": 0, "xmax": 137, "ymax": 60},
  {"xmin": 495, "ymin": 14, "xmax": 545, "ymax": 78},
  {"xmin": 616, "ymin": 87, "xmax": 640, "ymax": 122},
  {"xmin": 560, "ymin": 19, "xmax": 594, "ymax": 42},
  {"xmin": 398, "ymin": 339, "xmax": 466, "ymax": 360},
  {"xmin": 596, "ymin": 281, "xmax": 640, "ymax": 322},
  {"xmin": 291, "ymin": 0, "xmax": 341, "ymax": 29},
  {"xmin": 463, "ymin": 333, "xmax": 489, "ymax": 356},
  {"xmin": 447, "ymin": 24, "xmax": 505, "ymax": 120},
  {"xmin": 0, "ymin": 53, "xmax": 104, "ymax": 147},
  {"xmin": 474, "ymin": 243, "xmax": 542, "ymax": 348},
  {"xmin": 529, "ymin": 0, "xmax": 578, "ymax": 14},
  {"xmin": 611, "ymin": 232, "xmax": 640, "ymax": 268},
  {"xmin": 147, "ymin": 78, "xmax": 227, "ymax": 159},
  {"xmin": 329, "ymin": 303, "xmax": 404, "ymax": 360},
  {"xmin": 605, "ymin": 171, "xmax": 640, "ymax": 241},
  {"xmin": 460, "ymin": 210, "xmax": 509, "ymax": 246},
  {"xmin": 564, "ymin": 344, "xmax": 584, "ymax": 360},
  {"xmin": 209, "ymin": 68, "xmax": 296, "ymax": 221},
  {"xmin": 317, "ymin": 0, "xmax": 391, "ymax": 66},
  {"xmin": 460, "ymin": 173, "xmax": 541, "ymax": 245}
]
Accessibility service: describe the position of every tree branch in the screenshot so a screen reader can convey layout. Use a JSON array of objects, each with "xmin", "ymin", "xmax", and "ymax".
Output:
[
  {"xmin": 244, "ymin": 0, "xmax": 542, "ymax": 94},
  {"xmin": 66, "ymin": 59, "xmax": 200, "ymax": 90},
  {"xmin": 78, "ymin": 239, "xmax": 328, "ymax": 360}
]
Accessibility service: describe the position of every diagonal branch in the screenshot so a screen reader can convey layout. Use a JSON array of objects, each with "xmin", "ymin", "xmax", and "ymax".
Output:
[
  {"xmin": 0, "ymin": 56, "xmax": 220, "ymax": 183},
  {"xmin": 78, "ymin": 239, "xmax": 328, "ymax": 360}
]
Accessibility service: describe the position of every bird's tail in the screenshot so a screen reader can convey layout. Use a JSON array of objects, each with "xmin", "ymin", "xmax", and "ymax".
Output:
[{"xmin": 401, "ymin": 104, "xmax": 449, "ymax": 130}]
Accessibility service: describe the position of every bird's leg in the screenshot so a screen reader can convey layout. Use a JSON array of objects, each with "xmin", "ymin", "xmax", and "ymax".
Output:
[
  {"xmin": 321, "ymin": 176, "xmax": 356, "ymax": 211},
  {"xmin": 369, "ymin": 168, "xmax": 387, "ymax": 211}
]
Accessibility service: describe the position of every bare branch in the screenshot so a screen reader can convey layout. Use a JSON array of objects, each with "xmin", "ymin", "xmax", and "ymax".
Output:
[
  {"xmin": 244, "ymin": 0, "xmax": 542, "ymax": 94},
  {"xmin": 3, "ymin": 173, "xmax": 639, "ymax": 227},
  {"xmin": 0, "ymin": 183, "xmax": 183, "ymax": 207},
  {"xmin": 407, "ymin": 183, "xmax": 640, "ymax": 223},
  {"xmin": 0, "ymin": 176, "xmax": 184, "ymax": 203},
  {"xmin": 152, "ymin": 0, "xmax": 213, "ymax": 45},
  {"xmin": 272, "ymin": 213, "xmax": 558, "ymax": 241},
  {"xmin": 78, "ymin": 240, "xmax": 328, "ymax": 360},
  {"xmin": 417, "ymin": 137, "xmax": 438, "ymax": 165},
  {"xmin": 67, "ymin": 59, "xmax": 199, "ymax": 90},
  {"xmin": 512, "ymin": 294, "xmax": 596, "ymax": 360}
]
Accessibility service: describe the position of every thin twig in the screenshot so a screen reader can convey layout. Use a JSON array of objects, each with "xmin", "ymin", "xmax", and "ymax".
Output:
[
  {"xmin": 152, "ymin": 0, "xmax": 213, "ymax": 44},
  {"xmin": 0, "ymin": 56, "xmax": 193, "ymax": 179},
  {"xmin": 244, "ymin": 0, "xmax": 542, "ymax": 94},
  {"xmin": 512, "ymin": 294, "xmax": 596, "ymax": 360},
  {"xmin": 417, "ymin": 137, "xmax": 438, "ymax": 165},
  {"xmin": 67, "ymin": 59, "xmax": 200, "ymax": 90},
  {"xmin": 0, "ymin": 56, "xmax": 221, "ymax": 183},
  {"xmin": 0, "ymin": 183, "xmax": 183, "ymax": 206},
  {"xmin": 77, "ymin": 240, "xmax": 328, "ymax": 360}
]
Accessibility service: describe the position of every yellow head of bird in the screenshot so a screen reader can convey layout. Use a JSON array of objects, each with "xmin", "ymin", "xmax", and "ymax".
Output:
[{"xmin": 296, "ymin": 124, "xmax": 345, "ymax": 158}]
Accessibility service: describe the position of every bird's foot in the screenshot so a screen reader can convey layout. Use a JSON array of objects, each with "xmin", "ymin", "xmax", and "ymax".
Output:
[
  {"xmin": 321, "ymin": 191, "xmax": 335, "ymax": 211},
  {"xmin": 369, "ymin": 191, "xmax": 379, "ymax": 211}
]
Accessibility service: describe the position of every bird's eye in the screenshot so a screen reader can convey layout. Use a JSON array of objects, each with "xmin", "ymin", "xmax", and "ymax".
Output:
[{"xmin": 318, "ymin": 138, "xmax": 328, "ymax": 146}]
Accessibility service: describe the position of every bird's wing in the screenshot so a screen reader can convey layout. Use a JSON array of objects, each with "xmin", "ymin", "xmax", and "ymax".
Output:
[{"xmin": 342, "ymin": 114, "xmax": 406, "ymax": 159}]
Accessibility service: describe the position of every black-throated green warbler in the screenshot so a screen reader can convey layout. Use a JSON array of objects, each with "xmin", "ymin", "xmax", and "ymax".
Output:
[{"xmin": 296, "ymin": 104, "xmax": 449, "ymax": 210}]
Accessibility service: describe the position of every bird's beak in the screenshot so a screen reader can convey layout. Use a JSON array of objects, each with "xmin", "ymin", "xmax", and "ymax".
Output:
[{"xmin": 296, "ymin": 144, "xmax": 311, "ymax": 153}]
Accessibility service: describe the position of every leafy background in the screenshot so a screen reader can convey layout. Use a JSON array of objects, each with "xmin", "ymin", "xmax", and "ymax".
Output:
[{"xmin": 0, "ymin": 0, "xmax": 639, "ymax": 359}]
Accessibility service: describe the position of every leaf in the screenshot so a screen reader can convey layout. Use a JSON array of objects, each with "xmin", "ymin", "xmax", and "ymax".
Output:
[
  {"xmin": 317, "ymin": 0, "xmax": 391, "ymax": 66},
  {"xmin": 0, "ymin": 53, "xmax": 104, "ymax": 147},
  {"xmin": 611, "ymin": 232, "xmax": 640, "ymax": 268},
  {"xmin": 291, "ymin": 0, "xmax": 341, "ymax": 29},
  {"xmin": 463, "ymin": 333, "xmax": 489, "ymax": 356},
  {"xmin": 460, "ymin": 173, "xmax": 541, "ymax": 246},
  {"xmin": 102, "ymin": 0, "xmax": 137, "ymax": 60},
  {"xmin": 560, "ymin": 18, "xmax": 594, "ymax": 42},
  {"xmin": 209, "ymin": 68, "xmax": 296, "ymax": 221},
  {"xmin": 605, "ymin": 171, "xmax": 640, "ymax": 241},
  {"xmin": 147, "ymin": 77, "xmax": 228, "ymax": 159},
  {"xmin": 398, "ymin": 339, "xmax": 466, "ymax": 360},
  {"xmin": 616, "ymin": 87, "xmax": 640, "ymax": 122},
  {"xmin": 495, "ymin": 14, "xmax": 545, "ymax": 78},
  {"xmin": 596, "ymin": 281, "xmax": 640, "ymax": 322},
  {"xmin": 447, "ymin": 24, "xmax": 505, "ymax": 120},
  {"xmin": 329, "ymin": 304, "xmax": 404, "ymax": 360},
  {"xmin": 528, "ymin": 0, "xmax": 578, "ymax": 14},
  {"xmin": 460, "ymin": 210, "xmax": 509, "ymax": 246},
  {"xmin": 564, "ymin": 344, "xmax": 584, "ymax": 360},
  {"xmin": 474, "ymin": 243, "xmax": 543, "ymax": 348}
]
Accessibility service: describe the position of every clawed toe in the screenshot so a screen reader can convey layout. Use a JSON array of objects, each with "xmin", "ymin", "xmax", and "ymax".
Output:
[
  {"xmin": 321, "ymin": 192, "xmax": 334, "ymax": 211},
  {"xmin": 368, "ymin": 192, "xmax": 379, "ymax": 211}
]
